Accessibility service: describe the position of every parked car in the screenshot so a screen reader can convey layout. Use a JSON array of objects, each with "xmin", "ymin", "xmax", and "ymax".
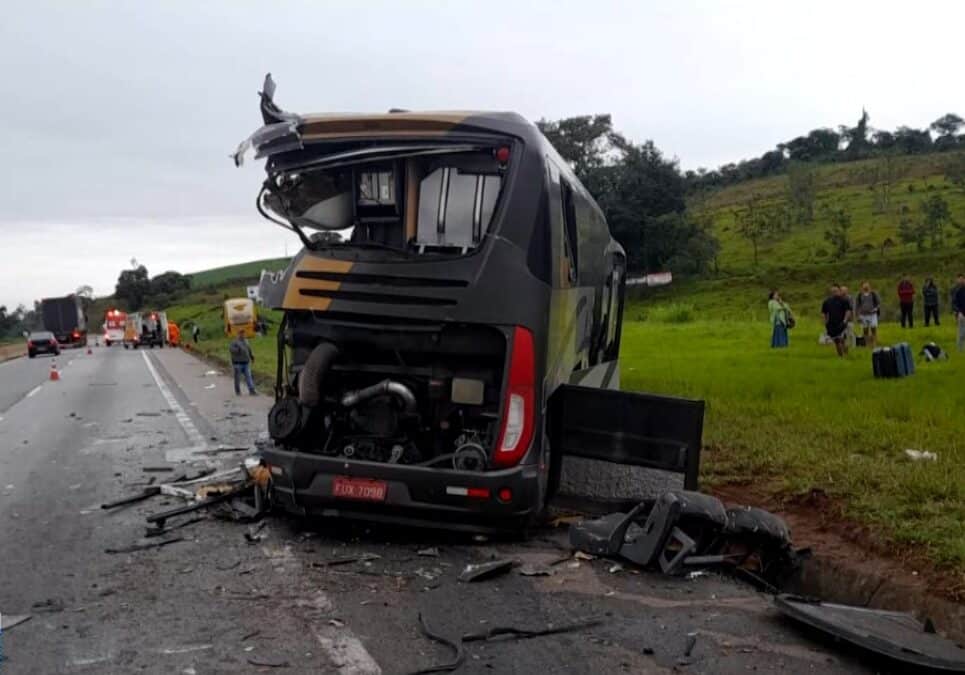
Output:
[{"xmin": 27, "ymin": 331, "xmax": 61, "ymax": 358}]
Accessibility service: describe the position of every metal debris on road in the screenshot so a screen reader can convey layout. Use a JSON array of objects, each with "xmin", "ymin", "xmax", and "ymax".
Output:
[
  {"xmin": 101, "ymin": 487, "xmax": 162, "ymax": 510},
  {"xmin": 458, "ymin": 559, "xmax": 513, "ymax": 583},
  {"xmin": 461, "ymin": 617, "xmax": 603, "ymax": 643},
  {"xmin": 311, "ymin": 553, "xmax": 382, "ymax": 568},
  {"xmin": 0, "ymin": 614, "xmax": 31, "ymax": 631},
  {"xmin": 684, "ymin": 631, "xmax": 698, "ymax": 657},
  {"xmin": 417, "ymin": 547, "xmax": 440, "ymax": 557},
  {"xmin": 408, "ymin": 613, "xmax": 465, "ymax": 675},
  {"xmin": 518, "ymin": 563, "xmax": 554, "ymax": 577},
  {"xmin": 246, "ymin": 657, "xmax": 290, "ymax": 668},
  {"xmin": 144, "ymin": 516, "xmax": 205, "ymax": 538},
  {"xmin": 774, "ymin": 594, "xmax": 965, "ymax": 672},
  {"xmin": 105, "ymin": 537, "xmax": 185, "ymax": 555},
  {"xmin": 142, "ymin": 466, "xmax": 175, "ymax": 473}
]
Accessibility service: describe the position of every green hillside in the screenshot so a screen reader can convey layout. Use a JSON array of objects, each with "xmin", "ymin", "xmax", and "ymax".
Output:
[
  {"xmin": 699, "ymin": 151, "xmax": 965, "ymax": 274},
  {"xmin": 186, "ymin": 257, "xmax": 290, "ymax": 289}
]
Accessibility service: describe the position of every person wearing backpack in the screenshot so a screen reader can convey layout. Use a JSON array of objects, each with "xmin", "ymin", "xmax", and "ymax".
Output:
[
  {"xmin": 855, "ymin": 282, "xmax": 881, "ymax": 349},
  {"xmin": 897, "ymin": 276, "xmax": 915, "ymax": 328},
  {"xmin": 229, "ymin": 330, "xmax": 257, "ymax": 395},
  {"xmin": 922, "ymin": 277, "xmax": 940, "ymax": 327},
  {"xmin": 767, "ymin": 290, "xmax": 792, "ymax": 348}
]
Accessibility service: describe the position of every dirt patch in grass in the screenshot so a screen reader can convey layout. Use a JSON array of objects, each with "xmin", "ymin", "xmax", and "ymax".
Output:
[{"xmin": 712, "ymin": 479, "xmax": 965, "ymax": 639}]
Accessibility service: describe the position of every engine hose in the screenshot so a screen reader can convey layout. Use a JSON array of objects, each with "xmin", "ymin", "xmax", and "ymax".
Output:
[
  {"xmin": 298, "ymin": 341, "xmax": 339, "ymax": 407},
  {"xmin": 340, "ymin": 379, "xmax": 417, "ymax": 413}
]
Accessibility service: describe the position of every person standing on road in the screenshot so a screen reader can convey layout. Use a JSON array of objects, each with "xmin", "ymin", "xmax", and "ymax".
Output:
[
  {"xmin": 855, "ymin": 282, "xmax": 881, "ymax": 349},
  {"xmin": 923, "ymin": 277, "xmax": 940, "ymax": 327},
  {"xmin": 953, "ymin": 273, "xmax": 965, "ymax": 352},
  {"xmin": 822, "ymin": 284, "xmax": 852, "ymax": 357},
  {"xmin": 229, "ymin": 330, "xmax": 257, "ymax": 395},
  {"xmin": 767, "ymin": 290, "xmax": 791, "ymax": 348},
  {"xmin": 898, "ymin": 275, "xmax": 915, "ymax": 328},
  {"xmin": 841, "ymin": 285, "xmax": 857, "ymax": 348}
]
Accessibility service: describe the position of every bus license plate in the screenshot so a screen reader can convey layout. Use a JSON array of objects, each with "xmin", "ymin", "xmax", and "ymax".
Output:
[{"xmin": 332, "ymin": 477, "xmax": 387, "ymax": 502}]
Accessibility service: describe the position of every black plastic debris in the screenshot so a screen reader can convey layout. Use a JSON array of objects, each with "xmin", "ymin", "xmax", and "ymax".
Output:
[
  {"xmin": 569, "ymin": 503, "xmax": 649, "ymax": 557},
  {"xmin": 774, "ymin": 594, "xmax": 965, "ymax": 672},
  {"xmin": 458, "ymin": 559, "xmax": 513, "ymax": 583}
]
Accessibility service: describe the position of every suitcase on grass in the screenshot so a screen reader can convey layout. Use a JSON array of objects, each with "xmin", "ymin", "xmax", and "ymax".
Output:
[
  {"xmin": 895, "ymin": 342, "xmax": 915, "ymax": 376},
  {"xmin": 873, "ymin": 347, "xmax": 899, "ymax": 378},
  {"xmin": 895, "ymin": 344, "xmax": 908, "ymax": 377}
]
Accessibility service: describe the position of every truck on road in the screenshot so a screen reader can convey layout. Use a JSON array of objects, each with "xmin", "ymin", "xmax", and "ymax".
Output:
[{"xmin": 41, "ymin": 295, "xmax": 87, "ymax": 348}]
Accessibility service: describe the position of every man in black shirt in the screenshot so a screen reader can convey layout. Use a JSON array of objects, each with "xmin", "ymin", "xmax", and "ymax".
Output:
[{"xmin": 822, "ymin": 284, "xmax": 853, "ymax": 357}]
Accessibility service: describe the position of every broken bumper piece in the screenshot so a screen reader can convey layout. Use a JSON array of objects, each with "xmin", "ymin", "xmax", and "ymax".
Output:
[{"xmin": 261, "ymin": 445, "xmax": 541, "ymax": 532}]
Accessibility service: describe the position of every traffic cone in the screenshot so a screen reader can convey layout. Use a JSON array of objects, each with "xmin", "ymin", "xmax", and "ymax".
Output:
[{"xmin": 49, "ymin": 360, "xmax": 60, "ymax": 381}]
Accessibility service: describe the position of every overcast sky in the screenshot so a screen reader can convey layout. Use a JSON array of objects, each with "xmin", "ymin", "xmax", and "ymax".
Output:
[{"xmin": 2, "ymin": 1, "xmax": 963, "ymax": 309}]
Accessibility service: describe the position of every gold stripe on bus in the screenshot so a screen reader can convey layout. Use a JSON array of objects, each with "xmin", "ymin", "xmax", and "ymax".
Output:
[{"xmin": 282, "ymin": 256, "xmax": 354, "ymax": 311}]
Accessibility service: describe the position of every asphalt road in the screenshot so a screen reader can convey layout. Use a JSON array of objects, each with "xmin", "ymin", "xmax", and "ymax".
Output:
[{"xmin": 0, "ymin": 344, "xmax": 875, "ymax": 674}]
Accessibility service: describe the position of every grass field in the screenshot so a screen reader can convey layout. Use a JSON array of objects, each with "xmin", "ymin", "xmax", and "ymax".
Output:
[{"xmin": 619, "ymin": 307, "xmax": 965, "ymax": 576}]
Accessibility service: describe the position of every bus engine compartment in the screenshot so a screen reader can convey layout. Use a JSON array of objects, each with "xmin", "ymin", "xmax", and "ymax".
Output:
[{"xmin": 267, "ymin": 317, "xmax": 510, "ymax": 472}]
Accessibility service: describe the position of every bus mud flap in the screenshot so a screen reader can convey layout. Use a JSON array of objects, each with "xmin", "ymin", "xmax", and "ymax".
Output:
[{"xmin": 549, "ymin": 384, "xmax": 705, "ymax": 492}]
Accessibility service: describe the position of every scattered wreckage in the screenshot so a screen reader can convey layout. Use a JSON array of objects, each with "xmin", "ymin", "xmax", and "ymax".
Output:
[{"xmin": 566, "ymin": 489, "xmax": 965, "ymax": 672}]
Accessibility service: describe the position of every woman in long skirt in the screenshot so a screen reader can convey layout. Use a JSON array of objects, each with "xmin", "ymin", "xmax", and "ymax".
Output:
[{"xmin": 768, "ymin": 290, "xmax": 790, "ymax": 348}]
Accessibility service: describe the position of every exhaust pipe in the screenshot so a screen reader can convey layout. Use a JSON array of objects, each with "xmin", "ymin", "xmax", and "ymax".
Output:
[
  {"xmin": 340, "ymin": 379, "xmax": 417, "ymax": 413},
  {"xmin": 298, "ymin": 342, "xmax": 339, "ymax": 407}
]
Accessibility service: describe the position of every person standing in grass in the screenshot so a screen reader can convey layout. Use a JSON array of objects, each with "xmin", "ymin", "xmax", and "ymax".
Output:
[
  {"xmin": 767, "ymin": 290, "xmax": 791, "ymax": 348},
  {"xmin": 897, "ymin": 275, "xmax": 915, "ymax": 328},
  {"xmin": 855, "ymin": 282, "xmax": 881, "ymax": 349},
  {"xmin": 822, "ymin": 284, "xmax": 852, "ymax": 357},
  {"xmin": 841, "ymin": 285, "xmax": 857, "ymax": 348},
  {"xmin": 922, "ymin": 277, "xmax": 940, "ymax": 327},
  {"xmin": 953, "ymin": 273, "xmax": 965, "ymax": 352}
]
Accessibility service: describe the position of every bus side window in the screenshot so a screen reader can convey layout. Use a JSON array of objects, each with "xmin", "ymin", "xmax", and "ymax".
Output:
[{"xmin": 560, "ymin": 181, "xmax": 579, "ymax": 284}]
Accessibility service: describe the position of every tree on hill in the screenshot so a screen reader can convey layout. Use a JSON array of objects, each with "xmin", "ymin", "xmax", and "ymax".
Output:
[
  {"xmin": 536, "ymin": 115, "xmax": 615, "ymax": 181},
  {"xmin": 840, "ymin": 109, "xmax": 872, "ymax": 159},
  {"xmin": 866, "ymin": 155, "xmax": 907, "ymax": 213},
  {"xmin": 735, "ymin": 194, "xmax": 786, "ymax": 267},
  {"xmin": 785, "ymin": 163, "xmax": 817, "ymax": 224},
  {"xmin": 893, "ymin": 126, "xmax": 933, "ymax": 155},
  {"xmin": 946, "ymin": 152, "xmax": 965, "ymax": 192},
  {"xmin": 822, "ymin": 203, "xmax": 853, "ymax": 259},
  {"xmin": 930, "ymin": 113, "xmax": 964, "ymax": 139},
  {"xmin": 919, "ymin": 194, "xmax": 955, "ymax": 248},
  {"xmin": 779, "ymin": 129, "xmax": 840, "ymax": 162},
  {"xmin": 115, "ymin": 264, "xmax": 150, "ymax": 311}
]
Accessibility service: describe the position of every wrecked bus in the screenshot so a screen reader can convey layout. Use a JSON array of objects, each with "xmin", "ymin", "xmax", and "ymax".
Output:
[{"xmin": 235, "ymin": 75, "xmax": 702, "ymax": 530}]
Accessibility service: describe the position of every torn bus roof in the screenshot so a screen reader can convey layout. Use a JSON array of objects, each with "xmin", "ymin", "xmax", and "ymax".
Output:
[{"xmin": 233, "ymin": 73, "xmax": 531, "ymax": 167}]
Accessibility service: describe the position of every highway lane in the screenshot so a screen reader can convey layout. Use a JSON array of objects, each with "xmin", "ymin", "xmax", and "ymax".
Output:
[
  {"xmin": 0, "ymin": 345, "xmax": 874, "ymax": 674},
  {"xmin": 0, "ymin": 348, "xmax": 71, "ymax": 420}
]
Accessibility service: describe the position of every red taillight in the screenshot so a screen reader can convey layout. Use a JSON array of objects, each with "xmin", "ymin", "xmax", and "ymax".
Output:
[
  {"xmin": 492, "ymin": 326, "xmax": 535, "ymax": 469},
  {"xmin": 497, "ymin": 487, "xmax": 513, "ymax": 503},
  {"xmin": 495, "ymin": 146, "xmax": 511, "ymax": 164},
  {"xmin": 467, "ymin": 487, "xmax": 490, "ymax": 499}
]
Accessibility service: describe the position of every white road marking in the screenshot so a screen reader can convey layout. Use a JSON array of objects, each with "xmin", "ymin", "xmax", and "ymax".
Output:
[
  {"xmin": 141, "ymin": 351, "xmax": 207, "ymax": 453},
  {"xmin": 26, "ymin": 385, "xmax": 42, "ymax": 398},
  {"xmin": 262, "ymin": 544, "xmax": 381, "ymax": 674}
]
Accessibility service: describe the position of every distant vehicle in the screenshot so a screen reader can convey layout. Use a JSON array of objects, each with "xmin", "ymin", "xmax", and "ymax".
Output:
[
  {"xmin": 139, "ymin": 311, "xmax": 167, "ymax": 348},
  {"xmin": 27, "ymin": 331, "xmax": 60, "ymax": 358},
  {"xmin": 223, "ymin": 298, "xmax": 256, "ymax": 337},
  {"xmin": 123, "ymin": 313, "xmax": 141, "ymax": 349},
  {"xmin": 41, "ymin": 295, "xmax": 87, "ymax": 348},
  {"xmin": 103, "ymin": 309, "xmax": 127, "ymax": 346}
]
